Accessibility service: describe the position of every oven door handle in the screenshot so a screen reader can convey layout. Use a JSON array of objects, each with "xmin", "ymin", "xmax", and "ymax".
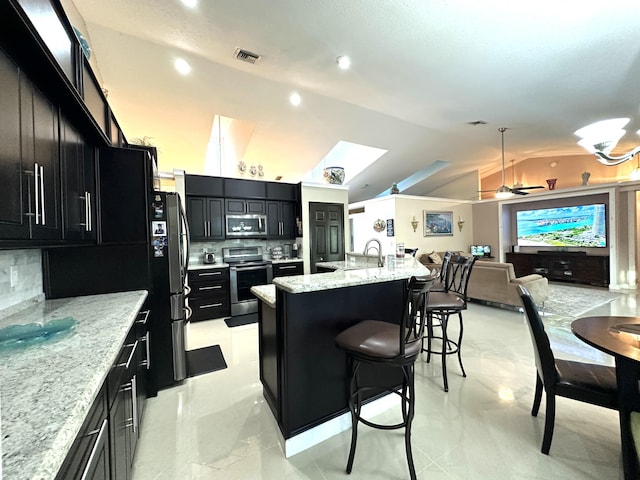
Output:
[{"xmin": 230, "ymin": 265, "xmax": 270, "ymax": 272}]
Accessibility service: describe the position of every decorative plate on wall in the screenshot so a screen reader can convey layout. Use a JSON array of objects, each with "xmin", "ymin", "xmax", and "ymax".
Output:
[{"xmin": 373, "ymin": 219, "xmax": 386, "ymax": 232}]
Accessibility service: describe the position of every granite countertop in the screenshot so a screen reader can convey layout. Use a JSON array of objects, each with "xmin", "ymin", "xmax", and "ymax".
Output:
[
  {"xmin": 251, "ymin": 284, "xmax": 276, "ymax": 308},
  {"xmin": 270, "ymin": 258, "xmax": 302, "ymax": 264},
  {"xmin": 271, "ymin": 256, "xmax": 432, "ymax": 294},
  {"xmin": 0, "ymin": 290, "xmax": 148, "ymax": 480}
]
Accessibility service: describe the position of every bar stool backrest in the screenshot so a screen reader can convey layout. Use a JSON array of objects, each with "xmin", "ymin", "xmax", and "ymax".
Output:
[
  {"xmin": 400, "ymin": 275, "xmax": 436, "ymax": 357},
  {"xmin": 442, "ymin": 255, "xmax": 476, "ymax": 304}
]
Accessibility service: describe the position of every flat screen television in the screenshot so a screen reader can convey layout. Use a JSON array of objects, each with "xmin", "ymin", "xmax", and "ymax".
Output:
[
  {"xmin": 471, "ymin": 245, "xmax": 491, "ymax": 257},
  {"xmin": 516, "ymin": 204, "xmax": 606, "ymax": 248}
]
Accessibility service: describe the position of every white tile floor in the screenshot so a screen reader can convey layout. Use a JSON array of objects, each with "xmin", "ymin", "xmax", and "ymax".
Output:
[{"xmin": 131, "ymin": 289, "xmax": 639, "ymax": 480}]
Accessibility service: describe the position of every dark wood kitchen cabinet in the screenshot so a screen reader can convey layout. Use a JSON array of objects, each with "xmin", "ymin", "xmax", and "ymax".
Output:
[
  {"xmin": 0, "ymin": 51, "xmax": 61, "ymax": 242},
  {"xmin": 224, "ymin": 177, "xmax": 266, "ymax": 199},
  {"xmin": 187, "ymin": 196, "xmax": 225, "ymax": 241},
  {"xmin": 225, "ymin": 198, "xmax": 266, "ymax": 215},
  {"xmin": 60, "ymin": 117, "xmax": 96, "ymax": 241},
  {"xmin": 55, "ymin": 385, "xmax": 110, "ymax": 480},
  {"xmin": 188, "ymin": 267, "xmax": 230, "ymax": 321},
  {"xmin": 266, "ymin": 201, "xmax": 295, "ymax": 238},
  {"xmin": 272, "ymin": 261, "xmax": 303, "ymax": 278}
]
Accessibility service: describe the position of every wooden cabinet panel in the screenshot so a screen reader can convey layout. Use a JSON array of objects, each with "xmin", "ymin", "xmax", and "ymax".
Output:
[
  {"xmin": 272, "ymin": 261, "xmax": 303, "ymax": 278},
  {"xmin": 187, "ymin": 196, "xmax": 224, "ymax": 240},
  {"xmin": 0, "ymin": 47, "xmax": 28, "ymax": 238},
  {"xmin": 224, "ymin": 177, "xmax": 266, "ymax": 199},
  {"xmin": 185, "ymin": 174, "xmax": 224, "ymax": 196},
  {"xmin": 266, "ymin": 201, "xmax": 295, "ymax": 238},
  {"xmin": 505, "ymin": 252, "xmax": 609, "ymax": 287},
  {"xmin": 188, "ymin": 268, "xmax": 230, "ymax": 321}
]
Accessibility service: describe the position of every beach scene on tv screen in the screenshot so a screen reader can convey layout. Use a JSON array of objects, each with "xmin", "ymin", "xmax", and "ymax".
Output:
[{"xmin": 516, "ymin": 204, "xmax": 606, "ymax": 247}]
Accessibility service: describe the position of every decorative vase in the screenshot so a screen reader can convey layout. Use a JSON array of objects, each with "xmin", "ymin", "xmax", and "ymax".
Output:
[
  {"xmin": 390, "ymin": 183, "xmax": 400, "ymax": 194},
  {"xmin": 581, "ymin": 171, "xmax": 590, "ymax": 186},
  {"xmin": 323, "ymin": 166, "xmax": 345, "ymax": 185},
  {"xmin": 546, "ymin": 178, "xmax": 557, "ymax": 190}
]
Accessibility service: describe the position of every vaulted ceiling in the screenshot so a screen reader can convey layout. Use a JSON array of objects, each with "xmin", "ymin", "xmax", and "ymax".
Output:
[{"xmin": 67, "ymin": 0, "xmax": 640, "ymax": 202}]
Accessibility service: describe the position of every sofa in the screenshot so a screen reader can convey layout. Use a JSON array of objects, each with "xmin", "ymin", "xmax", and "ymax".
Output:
[
  {"xmin": 418, "ymin": 253, "xmax": 549, "ymax": 309},
  {"xmin": 467, "ymin": 260, "xmax": 548, "ymax": 309}
]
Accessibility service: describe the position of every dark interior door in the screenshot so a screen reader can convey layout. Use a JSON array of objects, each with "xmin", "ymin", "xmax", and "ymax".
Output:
[{"xmin": 309, "ymin": 202, "xmax": 344, "ymax": 273}]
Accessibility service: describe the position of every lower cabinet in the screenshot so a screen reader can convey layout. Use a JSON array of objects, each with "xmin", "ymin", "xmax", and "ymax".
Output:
[
  {"xmin": 272, "ymin": 261, "xmax": 303, "ymax": 278},
  {"xmin": 55, "ymin": 385, "xmax": 110, "ymax": 480},
  {"xmin": 188, "ymin": 267, "xmax": 230, "ymax": 321},
  {"xmin": 56, "ymin": 310, "xmax": 149, "ymax": 480}
]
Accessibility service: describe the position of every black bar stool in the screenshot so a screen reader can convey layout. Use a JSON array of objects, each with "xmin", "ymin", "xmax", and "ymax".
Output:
[
  {"xmin": 422, "ymin": 255, "xmax": 476, "ymax": 392},
  {"xmin": 335, "ymin": 275, "xmax": 436, "ymax": 480}
]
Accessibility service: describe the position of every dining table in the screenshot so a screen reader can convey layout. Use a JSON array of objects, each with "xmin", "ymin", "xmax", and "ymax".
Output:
[{"xmin": 571, "ymin": 316, "xmax": 640, "ymax": 480}]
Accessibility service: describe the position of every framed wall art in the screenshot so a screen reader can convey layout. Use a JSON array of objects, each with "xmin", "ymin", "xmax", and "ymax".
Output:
[{"xmin": 423, "ymin": 210, "xmax": 453, "ymax": 236}]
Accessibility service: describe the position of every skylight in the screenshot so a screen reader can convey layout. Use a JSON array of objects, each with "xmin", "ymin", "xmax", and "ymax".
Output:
[
  {"xmin": 376, "ymin": 160, "xmax": 450, "ymax": 197},
  {"xmin": 305, "ymin": 141, "xmax": 387, "ymax": 184}
]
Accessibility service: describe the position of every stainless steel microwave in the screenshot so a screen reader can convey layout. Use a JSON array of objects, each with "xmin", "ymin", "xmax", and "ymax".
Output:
[{"xmin": 226, "ymin": 214, "xmax": 268, "ymax": 236}]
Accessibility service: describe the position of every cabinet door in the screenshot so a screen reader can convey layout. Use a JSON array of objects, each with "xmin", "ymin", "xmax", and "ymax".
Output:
[
  {"xmin": 280, "ymin": 202, "xmax": 296, "ymax": 238},
  {"xmin": 246, "ymin": 200, "xmax": 266, "ymax": 214},
  {"xmin": 266, "ymin": 201, "xmax": 280, "ymax": 237},
  {"xmin": 225, "ymin": 198, "xmax": 246, "ymax": 214},
  {"xmin": 206, "ymin": 198, "xmax": 225, "ymax": 240},
  {"xmin": 187, "ymin": 197, "xmax": 207, "ymax": 240},
  {"xmin": 60, "ymin": 119, "xmax": 86, "ymax": 240},
  {"xmin": 109, "ymin": 385, "xmax": 131, "ymax": 480},
  {"xmin": 29, "ymin": 83, "xmax": 62, "ymax": 239},
  {"xmin": 0, "ymin": 49, "xmax": 28, "ymax": 239}
]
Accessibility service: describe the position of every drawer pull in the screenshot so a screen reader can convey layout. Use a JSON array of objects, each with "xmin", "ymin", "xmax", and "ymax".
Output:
[
  {"xmin": 117, "ymin": 340, "xmax": 138, "ymax": 369},
  {"xmin": 136, "ymin": 310, "xmax": 150, "ymax": 325},
  {"xmin": 80, "ymin": 418, "xmax": 108, "ymax": 480},
  {"xmin": 199, "ymin": 271, "xmax": 222, "ymax": 276},
  {"xmin": 279, "ymin": 265, "xmax": 298, "ymax": 270},
  {"xmin": 198, "ymin": 285, "xmax": 222, "ymax": 290},
  {"xmin": 199, "ymin": 303, "xmax": 223, "ymax": 309}
]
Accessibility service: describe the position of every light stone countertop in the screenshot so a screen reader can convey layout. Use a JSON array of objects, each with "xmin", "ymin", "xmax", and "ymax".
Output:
[
  {"xmin": 268, "ymin": 257, "xmax": 432, "ymax": 295},
  {"xmin": 0, "ymin": 290, "xmax": 148, "ymax": 480},
  {"xmin": 251, "ymin": 284, "xmax": 276, "ymax": 308}
]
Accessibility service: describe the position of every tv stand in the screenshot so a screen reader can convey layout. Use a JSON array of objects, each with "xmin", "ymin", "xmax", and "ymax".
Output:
[{"xmin": 506, "ymin": 252, "xmax": 609, "ymax": 287}]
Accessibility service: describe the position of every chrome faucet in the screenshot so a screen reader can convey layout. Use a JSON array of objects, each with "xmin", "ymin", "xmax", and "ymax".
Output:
[{"xmin": 363, "ymin": 238, "xmax": 384, "ymax": 267}]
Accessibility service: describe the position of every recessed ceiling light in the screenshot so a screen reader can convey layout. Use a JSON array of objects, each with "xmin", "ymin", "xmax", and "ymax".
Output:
[
  {"xmin": 336, "ymin": 55, "xmax": 351, "ymax": 70},
  {"xmin": 289, "ymin": 92, "xmax": 301, "ymax": 106},
  {"xmin": 181, "ymin": 0, "xmax": 198, "ymax": 7},
  {"xmin": 174, "ymin": 58, "xmax": 191, "ymax": 75}
]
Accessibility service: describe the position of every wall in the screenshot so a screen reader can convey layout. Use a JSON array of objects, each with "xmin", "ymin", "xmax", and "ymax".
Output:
[
  {"xmin": 428, "ymin": 169, "xmax": 481, "ymax": 202},
  {"xmin": 0, "ymin": 249, "xmax": 44, "ymax": 318},
  {"xmin": 300, "ymin": 183, "xmax": 350, "ymax": 273},
  {"xmin": 480, "ymin": 153, "xmax": 639, "ymax": 198},
  {"xmin": 350, "ymin": 195, "xmax": 473, "ymax": 259}
]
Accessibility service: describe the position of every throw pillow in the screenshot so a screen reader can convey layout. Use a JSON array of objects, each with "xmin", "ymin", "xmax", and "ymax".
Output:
[{"xmin": 428, "ymin": 251, "xmax": 442, "ymax": 264}]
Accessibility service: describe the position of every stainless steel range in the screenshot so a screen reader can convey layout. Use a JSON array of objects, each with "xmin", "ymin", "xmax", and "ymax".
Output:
[{"xmin": 223, "ymin": 246, "xmax": 273, "ymax": 317}]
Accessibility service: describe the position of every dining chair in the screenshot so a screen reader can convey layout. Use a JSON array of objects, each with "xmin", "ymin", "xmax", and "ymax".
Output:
[
  {"xmin": 517, "ymin": 285, "xmax": 618, "ymax": 454},
  {"xmin": 423, "ymin": 254, "xmax": 476, "ymax": 392},
  {"xmin": 335, "ymin": 274, "xmax": 437, "ymax": 480}
]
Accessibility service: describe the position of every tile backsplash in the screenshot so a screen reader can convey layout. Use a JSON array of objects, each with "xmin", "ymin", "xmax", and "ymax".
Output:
[
  {"xmin": 190, "ymin": 238, "xmax": 301, "ymax": 264},
  {"xmin": 0, "ymin": 249, "xmax": 44, "ymax": 316}
]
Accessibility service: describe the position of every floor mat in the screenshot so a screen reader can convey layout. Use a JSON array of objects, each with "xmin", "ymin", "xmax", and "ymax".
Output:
[
  {"xmin": 224, "ymin": 313, "xmax": 258, "ymax": 328},
  {"xmin": 186, "ymin": 345, "xmax": 227, "ymax": 378}
]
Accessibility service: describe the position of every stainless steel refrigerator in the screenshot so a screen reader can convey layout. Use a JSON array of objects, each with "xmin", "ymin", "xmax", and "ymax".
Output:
[{"xmin": 148, "ymin": 191, "xmax": 191, "ymax": 389}]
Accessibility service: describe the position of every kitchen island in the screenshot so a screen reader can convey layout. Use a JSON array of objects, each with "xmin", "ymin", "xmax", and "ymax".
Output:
[
  {"xmin": 251, "ymin": 257, "xmax": 431, "ymax": 456},
  {"xmin": 0, "ymin": 290, "xmax": 148, "ymax": 479}
]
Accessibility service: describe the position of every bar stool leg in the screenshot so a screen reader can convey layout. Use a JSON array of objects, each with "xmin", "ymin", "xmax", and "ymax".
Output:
[
  {"xmin": 403, "ymin": 364, "xmax": 417, "ymax": 480},
  {"xmin": 426, "ymin": 313, "xmax": 434, "ymax": 363},
  {"xmin": 457, "ymin": 312, "xmax": 466, "ymax": 377},
  {"xmin": 441, "ymin": 314, "xmax": 450, "ymax": 392},
  {"xmin": 346, "ymin": 359, "xmax": 360, "ymax": 474}
]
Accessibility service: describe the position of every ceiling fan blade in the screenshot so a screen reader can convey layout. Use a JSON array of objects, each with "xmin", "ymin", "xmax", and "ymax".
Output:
[{"xmin": 514, "ymin": 185, "xmax": 545, "ymax": 190}]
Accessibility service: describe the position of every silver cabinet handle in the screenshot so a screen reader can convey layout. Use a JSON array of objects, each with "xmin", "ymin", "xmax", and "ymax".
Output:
[
  {"xmin": 145, "ymin": 331, "xmax": 150, "ymax": 370},
  {"xmin": 131, "ymin": 375, "xmax": 138, "ymax": 434},
  {"xmin": 117, "ymin": 340, "xmax": 138, "ymax": 369},
  {"xmin": 199, "ymin": 302, "xmax": 222, "ymax": 309},
  {"xmin": 80, "ymin": 418, "xmax": 108, "ymax": 480},
  {"xmin": 88, "ymin": 192, "xmax": 92, "ymax": 232},
  {"xmin": 279, "ymin": 265, "xmax": 298, "ymax": 270},
  {"xmin": 203, "ymin": 221, "xmax": 207, "ymax": 237},
  {"xmin": 136, "ymin": 310, "xmax": 150, "ymax": 325},
  {"xmin": 198, "ymin": 271, "xmax": 222, "ymax": 277},
  {"xmin": 198, "ymin": 285, "xmax": 222, "ymax": 291},
  {"xmin": 34, "ymin": 163, "xmax": 40, "ymax": 224},
  {"xmin": 39, "ymin": 165, "xmax": 45, "ymax": 225}
]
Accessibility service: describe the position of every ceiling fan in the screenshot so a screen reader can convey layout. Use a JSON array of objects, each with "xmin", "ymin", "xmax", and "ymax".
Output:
[{"xmin": 480, "ymin": 127, "xmax": 545, "ymax": 198}]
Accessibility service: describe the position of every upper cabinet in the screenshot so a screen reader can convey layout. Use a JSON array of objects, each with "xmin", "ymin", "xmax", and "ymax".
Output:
[
  {"xmin": 224, "ymin": 178, "xmax": 266, "ymax": 199},
  {"xmin": 60, "ymin": 117, "xmax": 96, "ymax": 242},
  {"xmin": 0, "ymin": 49, "xmax": 62, "ymax": 243}
]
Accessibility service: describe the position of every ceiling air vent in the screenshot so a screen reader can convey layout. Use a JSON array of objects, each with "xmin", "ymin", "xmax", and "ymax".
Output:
[{"xmin": 234, "ymin": 47, "xmax": 261, "ymax": 64}]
